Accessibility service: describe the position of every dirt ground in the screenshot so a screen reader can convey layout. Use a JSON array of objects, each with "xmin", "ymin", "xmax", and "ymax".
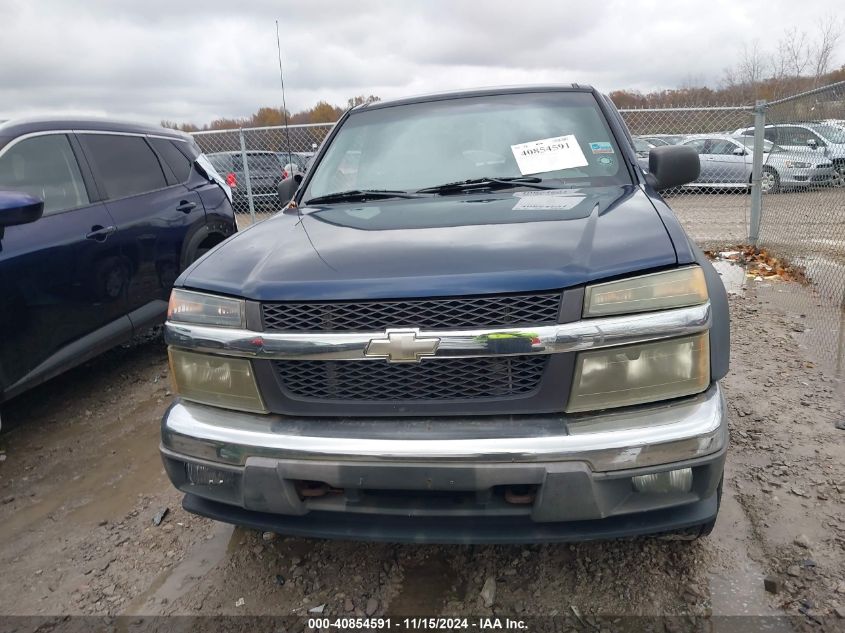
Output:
[{"xmin": 0, "ymin": 270, "xmax": 843, "ymax": 631}]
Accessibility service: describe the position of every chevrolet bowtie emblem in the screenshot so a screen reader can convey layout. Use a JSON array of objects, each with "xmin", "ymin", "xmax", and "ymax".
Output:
[{"xmin": 364, "ymin": 329, "xmax": 441, "ymax": 363}]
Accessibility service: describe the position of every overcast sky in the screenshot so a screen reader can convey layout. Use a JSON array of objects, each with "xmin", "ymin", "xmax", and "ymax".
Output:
[{"xmin": 0, "ymin": 0, "xmax": 840, "ymax": 125}]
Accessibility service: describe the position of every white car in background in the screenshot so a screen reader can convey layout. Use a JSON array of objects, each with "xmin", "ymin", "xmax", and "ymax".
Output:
[
  {"xmin": 681, "ymin": 135, "xmax": 835, "ymax": 193},
  {"xmin": 733, "ymin": 123, "xmax": 845, "ymax": 187}
]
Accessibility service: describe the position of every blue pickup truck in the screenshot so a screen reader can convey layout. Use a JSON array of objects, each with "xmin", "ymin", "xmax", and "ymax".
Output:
[{"xmin": 159, "ymin": 85, "xmax": 729, "ymax": 543}]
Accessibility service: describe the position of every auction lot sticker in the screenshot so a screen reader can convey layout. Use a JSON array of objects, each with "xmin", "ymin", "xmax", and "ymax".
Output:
[{"xmin": 511, "ymin": 134, "xmax": 588, "ymax": 175}]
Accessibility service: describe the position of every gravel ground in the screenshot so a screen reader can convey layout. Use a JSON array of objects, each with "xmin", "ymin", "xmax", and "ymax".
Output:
[{"xmin": 0, "ymin": 269, "xmax": 843, "ymax": 630}]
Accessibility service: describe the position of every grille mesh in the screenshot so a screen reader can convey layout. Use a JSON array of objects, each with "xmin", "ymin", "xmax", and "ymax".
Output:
[
  {"xmin": 261, "ymin": 292, "xmax": 561, "ymax": 332},
  {"xmin": 274, "ymin": 356, "xmax": 547, "ymax": 401}
]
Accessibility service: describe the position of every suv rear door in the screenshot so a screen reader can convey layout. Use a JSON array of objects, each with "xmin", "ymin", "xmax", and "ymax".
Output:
[
  {"xmin": 152, "ymin": 137, "xmax": 237, "ymax": 264},
  {"xmin": 77, "ymin": 132, "xmax": 205, "ymax": 330},
  {"xmin": 0, "ymin": 132, "xmax": 129, "ymax": 397}
]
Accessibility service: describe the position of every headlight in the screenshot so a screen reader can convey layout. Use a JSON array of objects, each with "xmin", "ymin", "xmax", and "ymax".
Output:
[
  {"xmin": 169, "ymin": 349, "xmax": 266, "ymax": 413},
  {"xmin": 566, "ymin": 333, "xmax": 710, "ymax": 413},
  {"xmin": 583, "ymin": 267, "xmax": 707, "ymax": 317},
  {"xmin": 167, "ymin": 289, "xmax": 245, "ymax": 328},
  {"xmin": 785, "ymin": 161, "xmax": 811, "ymax": 169}
]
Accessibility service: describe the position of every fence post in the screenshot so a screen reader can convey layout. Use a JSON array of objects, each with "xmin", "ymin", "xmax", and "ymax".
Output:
[
  {"xmin": 238, "ymin": 128, "xmax": 256, "ymax": 224},
  {"xmin": 748, "ymin": 99, "xmax": 767, "ymax": 245}
]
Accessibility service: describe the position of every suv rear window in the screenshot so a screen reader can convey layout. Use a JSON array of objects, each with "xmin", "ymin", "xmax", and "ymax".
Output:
[
  {"xmin": 150, "ymin": 138, "xmax": 192, "ymax": 183},
  {"xmin": 81, "ymin": 134, "xmax": 168, "ymax": 199},
  {"xmin": 235, "ymin": 153, "xmax": 282, "ymax": 172}
]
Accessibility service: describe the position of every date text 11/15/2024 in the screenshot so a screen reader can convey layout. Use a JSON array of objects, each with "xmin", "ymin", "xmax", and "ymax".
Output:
[{"xmin": 307, "ymin": 617, "xmax": 528, "ymax": 630}]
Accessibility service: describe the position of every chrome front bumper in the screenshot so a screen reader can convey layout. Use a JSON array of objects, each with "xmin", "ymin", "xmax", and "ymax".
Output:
[
  {"xmin": 162, "ymin": 383, "xmax": 726, "ymax": 471},
  {"xmin": 161, "ymin": 384, "xmax": 727, "ymax": 529}
]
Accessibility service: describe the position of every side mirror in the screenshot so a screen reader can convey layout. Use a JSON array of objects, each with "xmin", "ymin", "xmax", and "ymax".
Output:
[
  {"xmin": 646, "ymin": 145, "xmax": 700, "ymax": 191},
  {"xmin": 732, "ymin": 147, "xmax": 746, "ymax": 156},
  {"xmin": 276, "ymin": 174, "xmax": 303, "ymax": 205},
  {"xmin": 0, "ymin": 191, "xmax": 44, "ymax": 237},
  {"xmin": 807, "ymin": 138, "xmax": 818, "ymax": 149}
]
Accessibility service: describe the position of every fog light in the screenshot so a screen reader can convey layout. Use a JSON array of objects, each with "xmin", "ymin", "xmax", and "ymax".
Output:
[
  {"xmin": 632, "ymin": 468, "xmax": 693, "ymax": 494},
  {"xmin": 185, "ymin": 463, "xmax": 235, "ymax": 487}
]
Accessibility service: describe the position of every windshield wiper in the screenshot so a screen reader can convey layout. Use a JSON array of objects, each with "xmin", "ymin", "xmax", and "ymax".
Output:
[
  {"xmin": 304, "ymin": 189, "xmax": 420, "ymax": 205},
  {"xmin": 416, "ymin": 176, "xmax": 560, "ymax": 194}
]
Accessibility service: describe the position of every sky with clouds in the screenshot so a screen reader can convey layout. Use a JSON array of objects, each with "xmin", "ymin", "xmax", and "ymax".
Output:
[{"xmin": 0, "ymin": 0, "xmax": 840, "ymax": 125}]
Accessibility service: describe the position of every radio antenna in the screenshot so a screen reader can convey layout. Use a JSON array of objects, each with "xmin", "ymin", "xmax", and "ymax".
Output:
[{"xmin": 276, "ymin": 20, "xmax": 293, "ymax": 168}]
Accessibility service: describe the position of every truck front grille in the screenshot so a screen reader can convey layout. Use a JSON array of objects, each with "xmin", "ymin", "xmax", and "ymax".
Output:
[
  {"xmin": 273, "ymin": 356, "xmax": 547, "ymax": 401},
  {"xmin": 261, "ymin": 292, "xmax": 561, "ymax": 332}
]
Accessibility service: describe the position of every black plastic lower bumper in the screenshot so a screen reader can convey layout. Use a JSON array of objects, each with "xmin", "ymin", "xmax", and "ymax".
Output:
[{"xmin": 182, "ymin": 491, "xmax": 718, "ymax": 544}]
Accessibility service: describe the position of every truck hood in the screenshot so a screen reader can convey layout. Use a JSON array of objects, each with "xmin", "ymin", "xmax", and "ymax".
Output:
[{"xmin": 181, "ymin": 185, "xmax": 678, "ymax": 300}]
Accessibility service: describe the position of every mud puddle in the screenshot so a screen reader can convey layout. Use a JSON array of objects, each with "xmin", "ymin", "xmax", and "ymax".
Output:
[
  {"xmin": 712, "ymin": 257, "xmax": 845, "ymax": 380},
  {"xmin": 707, "ymin": 478, "xmax": 793, "ymax": 631},
  {"xmin": 124, "ymin": 522, "xmax": 235, "ymax": 615},
  {"xmin": 712, "ymin": 259, "xmax": 749, "ymax": 295}
]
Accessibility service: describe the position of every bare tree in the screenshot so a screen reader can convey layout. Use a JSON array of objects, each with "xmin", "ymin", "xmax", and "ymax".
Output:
[
  {"xmin": 735, "ymin": 40, "xmax": 766, "ymax": 98},
  {"xmin": 811, "ymin": 15, "xmax": 843, "ymax": 84},
  {"xmin": 781, "ymin": 27, "xmax": 811, "ymax": 77}
]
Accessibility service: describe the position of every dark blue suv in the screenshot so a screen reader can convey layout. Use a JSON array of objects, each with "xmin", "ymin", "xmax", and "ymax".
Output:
[{"xmin": 0, "ymin": 118, "xmax": 237, "ymax": 410}]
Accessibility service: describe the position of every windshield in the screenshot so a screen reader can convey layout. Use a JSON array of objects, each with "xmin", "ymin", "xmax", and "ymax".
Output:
[
  {"xmin": 303, "ymin": 91, "xmax": 630, "ymax": 201},
  {"xmin": 808, "ymin": 123, "xmax": 845, "ymax": 143}
]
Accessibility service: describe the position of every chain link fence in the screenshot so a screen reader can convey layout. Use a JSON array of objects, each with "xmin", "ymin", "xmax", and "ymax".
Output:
[
  {"xmin": 756, "ymin": 83, "xmax": 845, "ymax": 295},
  {"xmin": 619, "ymin": 88, "xmax": 845, "ymax": 374},
  {"xmin": 191, "ymin": 122, "xmax": 334, "ymax": 225},
  {"xmin": 619, "ymin": 106, "xmax": 755, "ymax": 248},
  {"xmin": 752, "ymin": 82, "xmax": 845, "ymax": 374}
]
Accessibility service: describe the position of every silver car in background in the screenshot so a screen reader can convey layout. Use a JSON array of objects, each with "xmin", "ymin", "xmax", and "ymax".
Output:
[
  {"xmin": 680, "ymin": 135, "xmax": 835, "ymax": 193},
  {"xmin": 733, "ymin": 123, "xmax": 845, "ymax": 187}
]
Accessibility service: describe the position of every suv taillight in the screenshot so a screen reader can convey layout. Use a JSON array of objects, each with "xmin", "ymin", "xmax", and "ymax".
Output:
[
  {"xmin": 282, "ymin": 169, "xmax": 289, "ymax": 180},
  {"xmin": 225, "ymin": 172, "xmax": 237, "ymax": 188}
]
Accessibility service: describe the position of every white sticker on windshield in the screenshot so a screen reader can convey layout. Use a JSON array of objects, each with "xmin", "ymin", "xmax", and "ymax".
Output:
[
  {"xmin": 512, "ymin": 190, "xmax": 585, "ymax": 211},
  {"xmin": 510, "ymin": 134, "xmax": 588, "ymax": 175}
]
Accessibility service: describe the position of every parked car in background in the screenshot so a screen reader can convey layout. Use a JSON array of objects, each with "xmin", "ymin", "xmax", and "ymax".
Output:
[
  {"xmin": 633, "ymin": 137, "xmax": 663, "ymax": 172},
  {"xmin": 645, "ymin": 134, "xmax": 687, "ymax": 145},
  {"xmin": 0, "ymin": 118, "xmax": 236, "ymax": 414},
  {"xmin": 276, "ymin": 151, "xmax": 314, "ymax": 180},
  {"xmin": 206, "ymin": 150, "xmax": 285, "ymax": 212},
  {"xmin": 161, "ymin": 85, "xmax": 729, "ymax": 544},
  {"xmin": 639, "ymin": 136, "xmax": 671, "ymax": 147},
  {"xmin": 733, "ymin": 123, "xmax": 845, "ymax": 187},
  {"xmin": 680, "ymin": 134, "xmax": 834, "ymax": 193}
]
